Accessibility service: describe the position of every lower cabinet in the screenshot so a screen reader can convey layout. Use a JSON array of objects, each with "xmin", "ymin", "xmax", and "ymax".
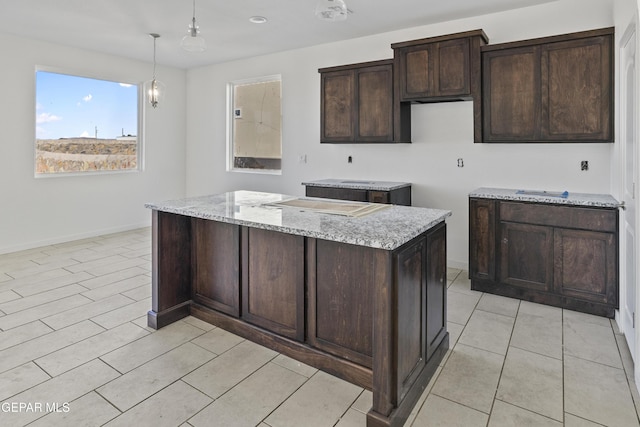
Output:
[
  {"xmin": 305, "ymin": 185, "xmax": 412, "ymax": 205},
  {"xmin": 470, "ymin": 198, "xmax": 618, "ymax": 317}
]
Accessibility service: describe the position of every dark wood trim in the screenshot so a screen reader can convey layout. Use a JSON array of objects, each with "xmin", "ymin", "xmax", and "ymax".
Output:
[
  {"xmin": 481, "ymin": 27, "xmax": 614, "ymax": 52},
  {"xmin": 318, "ymin": 59, "xmax": 393, "ymax": 74},
  {"xmin": 147, "ymin": 302, "xmax": 191, "ymax": 330},
  {"xmin": 391, "ymin": 29, "xmax": 489, "ymax": 49}
]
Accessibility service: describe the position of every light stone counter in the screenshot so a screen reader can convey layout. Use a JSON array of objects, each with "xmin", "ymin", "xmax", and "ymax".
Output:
[
  {"xmin": 146, "ymin": 190, "xmax": 450, "ymax": 250},
  {"xmin": 469, "ymin": 187, "xmax": 620, "ymax": 208},
  {"xmin": 302, "ymin": 178, "xmax": 411, "ymax": 191}
]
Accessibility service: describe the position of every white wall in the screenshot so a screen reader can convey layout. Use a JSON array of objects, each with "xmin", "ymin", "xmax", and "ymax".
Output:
[
  {"xmin": 0, "ymin": 33, "xmax": 187, "ymax": 254},
  {"xmin": 185, "ymin": 0, "xmax": 615, "ymax": 268}
]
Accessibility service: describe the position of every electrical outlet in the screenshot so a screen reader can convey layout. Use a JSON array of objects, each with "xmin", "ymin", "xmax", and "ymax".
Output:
[
  {"xmin": 348, "ymin": 156, "xmax": 353, "ymax": 164},
  {"xmin": 581, "ymin": 160, "xmax": 589, "ymax": 171}
]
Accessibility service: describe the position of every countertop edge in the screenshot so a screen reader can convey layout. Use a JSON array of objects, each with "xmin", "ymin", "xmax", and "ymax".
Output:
[{"xmin": 469, "ymin": 187, "xmax": 620, "ymax": 208}]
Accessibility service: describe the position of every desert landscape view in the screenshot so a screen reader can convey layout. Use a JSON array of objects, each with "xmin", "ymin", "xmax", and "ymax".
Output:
[{"xmin": 35, "ymin": 137, "xmax": 137, "ymax": 174}]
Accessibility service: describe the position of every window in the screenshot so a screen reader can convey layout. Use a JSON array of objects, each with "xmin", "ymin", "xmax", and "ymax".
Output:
[
  {"xmin": 228, "ymin": 75, "xmax": 282, "ymax": 173},
  {"xmin": 35, "ymin": 70, "xmax": 140, "ymax": 176}
]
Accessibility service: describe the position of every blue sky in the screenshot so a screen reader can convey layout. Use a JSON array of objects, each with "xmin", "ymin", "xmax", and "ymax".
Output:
[{"xmin": 36, "ymin": 71, "xmax": 138, "ymax": 140}]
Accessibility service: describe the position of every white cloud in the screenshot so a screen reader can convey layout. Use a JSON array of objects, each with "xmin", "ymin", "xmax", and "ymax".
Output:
[
  {"xmin": 83, "ymin": 94, "xmax": 93, "ymax": 102},
  {"xmin": 79, "ymin": 131, "xmax": 90, "ymax": 137},
  {"xmin": 119, "ymin": 83, "xmax": 133, "ymax": 88},
  {"xmin": 36, "ymin": 112, "xmax": 62, "ymax": 124}
]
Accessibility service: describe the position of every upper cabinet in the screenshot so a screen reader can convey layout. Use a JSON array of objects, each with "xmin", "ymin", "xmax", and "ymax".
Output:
[
  {"xmin": 392, "ymin": 30, "xmax": 488, "ymax": 142},
  {"xmin": 481, "ymin": 27, "xmax": 614, "ymax": 143},
  {"xmin": 319, "ymin": 59, "xmax": 410, "ymax": 144}
]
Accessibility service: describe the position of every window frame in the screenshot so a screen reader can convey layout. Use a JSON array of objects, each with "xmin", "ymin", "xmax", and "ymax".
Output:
[
  {"xmin": 34, "ymin": 66, "xmax": 144, "ymax": 178},
  {"xmin": 226, "ymin": 74, "xmax": 283, "ymax": 175}
]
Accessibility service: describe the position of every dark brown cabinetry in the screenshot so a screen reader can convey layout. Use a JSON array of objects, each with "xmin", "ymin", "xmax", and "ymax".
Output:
[
  {"xmin": 319, "ymin": 59, "xmax": 410, "ymax": 143},
  {"xmin": 469, "ymin": 198, "xmax": 618, "ymax": 317},
  {"xmin": 305, "ymin": 184, "xmax": 411, "ymax": 206},
  {"xmin": 392, "ymin": 30, "xmax": 488, "ymax": 142},
  {"xmin": 481, "ymin": 27, "xmax": 614, "ymax": 143}
]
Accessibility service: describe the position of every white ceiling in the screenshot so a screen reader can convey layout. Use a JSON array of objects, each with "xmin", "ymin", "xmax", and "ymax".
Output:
[{"xmin": 0, "ymin": 0, "xmax": 557, "ymax": 69}]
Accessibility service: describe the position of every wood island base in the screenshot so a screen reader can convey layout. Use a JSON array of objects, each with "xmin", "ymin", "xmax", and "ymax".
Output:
[{"xmin": 147, "ymin": 201, "xmax": 449, "ymax": 427}]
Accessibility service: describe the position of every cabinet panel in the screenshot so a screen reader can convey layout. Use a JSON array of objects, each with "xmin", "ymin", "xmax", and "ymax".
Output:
[
  {"xmin": 542, "ymin": 36, "xmax": 612, "ymax": 140},
  {"xmin": 554, "ymin": 229, "xmax": 617, "ymax": 305},
  {"xmin": 242, "ymin": 228, "xmax": 304, "ymax": 340},
  {"xmin": 469, "ymin": 198, "xmax": 496, "ymax": 281},
  {"xmin": 358, "ymin": 65, "xmax": 394, "ymax": 141},
  {"xmin": 500, "ymin": 202, "xmax": 617, "ymax": 232},
  {"xmin": 499, "ymin": 222, "xmax": 553, "ymax": 291},
  {"xmin": 426, "ymin": 223, "xmax": 447, "ymax": 360},
  {"xmin": 321, "ymin": 70, "xmax": 355, "ymax": 142},
  {"xmin": 310, "ymin": 239, "xmax": 374, "ymax": 367},
  {"xmin": 305, "ymin": 186, "xmax": 368, "ymax": 202},
  {"xmin": 191, "ymin": 219, "xmax": 240, "ymax": 317},
  {"xmin": 404, "ymin": 47, "xmax": 432, "ymax": 96},
  {"xmin": 437, "ymin": 38, "xmax": 470, "ymax": 96},
  {"xmin": 483, "ymin": 47, "xmax": 539, "ymax": 141}
]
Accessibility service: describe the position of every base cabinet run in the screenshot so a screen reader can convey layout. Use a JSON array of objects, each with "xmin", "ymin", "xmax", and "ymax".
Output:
[
  {"xmin": 469, "ymin": 198, "xmax": 618, "ymax": 317},
  {"xmin": 149, "ymin": 210, "xmax": 448, "ymax": 427}
]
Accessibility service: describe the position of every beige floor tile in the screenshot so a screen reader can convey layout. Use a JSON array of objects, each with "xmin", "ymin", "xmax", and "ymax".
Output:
[
  {"xmin": 447, "ymin": 268, "xmax": 463, "ymax": 281},
  {"xmin": 458, "ymin": 310, "xmax": 514, "ymax": 355},
  {"xmin": 564, "ymin": 309, "xmax": 612, "ymax": 328},
  {"xmin": 412, "ymin": 394, "xmax": 488, "ymax": 427},
  {"xmin": 448, "ymin": 274, "xmax": 482, "ymax": 297},
  {"xmin": 78, "ymin": 266, "xmax": 148, "ymax": 290},
  {"xmin": 90, "ymin": 298, "xmax": 152, "ymax": 329},
  {"xmin": 447, "ymin": 321, "xmax": 464, "ymax": 348},
  {"xmin": 5, "ymin": 258, "xmax": 79, "ymax": 279},
  {"xmin": 488, "ymin": 400, "xmax": 562, "ymax": 426},
  {"xmin": 0, "ymin": 273, "xmax": 12, "ymax": 284},
  {"xmin": 0, "ymin": 362, "xmax": 50, "ymax": 401},
  {"xmin": 406, "ymin": 365, "xmax": 443, "ymax": 425},
  {"xmin": 189, "ymin": 362, "xmax": 307, "ymax": 427},
  {"xmin": 2, "ymin": 359, "xmax": 120, "ymax": 426},
  {"xmin": 105, "ymin": 380, "xmax": 211, "ymax": 427},
  {"xmin": 564, "ymin": 355, "xmax": 639, "ymax": 427},
  {"xmin": 0, "ymin": 294, "xmax": 92, "ymax": 331},
  {"xmin": 97, "ymin": 342, "xmax": 214, "ymax": 412},
  {"xmin": 43, "ymin": 294, "xmax": 136, "ymax": 330},
  {"xmin": 564, "ymin": 413, "xmax": 606, "ymax": 426},
  {"xmin": 0, "ymin": 290, "xmax": 23, "ymax": 304},
  {"xmin": 36, "ymin": 322, "xmax": 150, "ymax": 376},
  {"xmin": 9, "ymin": 271, "xmax": 93, "ymax": 297},
  {"xmin": 351, "ymin": 389, "xmax": 373, "ymax": 414},
  {"xmin": 65, "ymin": 254, "xmax": 129, "ymax": 274},
  {"xmin": 81, "ymin": 274, "xmax": 150, "ymax": 301},
  {"xmin": 496, "ymin": 347, "xmax": 563, "ymax": 421},
  {"xmin": 271, "ymin": 353, "xmax": 318, "ymax": 378},
  {"xmin": 447, "ymin": 290, "xmax": 480, "ymax": 325},
  {"xmin": 510, "ymin": 308, "xmax": 563, "ymax": 360},
  {"xmin": 121, "ymin": 284, "xmax": 152, "ymax": 301},
  {"xmin": 265, "ymin": 370, "xmax": 362, "ymax": 427},
  {"xmin": 563, "ymin": 316, "xmax": 622, "ymax": 369},
  {"xmin": 431, "ymin": 343, "xmax": 504, "ymax": 414},
  {"xmin": 476, "ymin": 293, "xmax": 520, "ymax": 318},
  {"xmin": 0, "ymin": 284, "xmax": 87, "ymax": 314},
  {"xmin": 101, "ymin": 321, "xmax": 206, "ymax": 373},
  {"xmin": 85, "ymin": 258, "xmax": 149, "ymax": 277},
  {"xmin": 0, "ymin": 321, "xmax": 53, "ymax": 351},
  {"xmin": 0, "ymin": 320, "xmax": 104, "ymax": 374},
  {"xmin": 28, "ymin": 391, "xmax": 121, "ymax": 427},
  {"xmin": 184, "ymin": 340, "xmax": 277, "ymax": 399},
  {"xmin": 335, "ymin": 408, "xmax": 366, "ymax": 427},
  {"xmin": 190, "ymin": 325, "xmax": 246, "ymax": 355},
  {"xmin": 181, "ymin": 315, "xmax": 216, "ymax": 331}
]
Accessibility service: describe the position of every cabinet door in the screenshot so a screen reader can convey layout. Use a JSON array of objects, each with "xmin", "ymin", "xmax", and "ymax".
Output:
[
  {"xmin": 398, "ymin": 38, "xmax": 470, "ymax": 101},
  {"xmin": 242, "ymin": 228, "xmax": 304, "ymax": 341},
  {"xmin": 499, "ymin": 222, "xmax": 553, "ymax": 291},
  {"xmin": 192, "ymin": 219, "xmax": 240, "ymax": 317},
  {"xmin": 541, "ymin": 34, "xmax": 613, "ymax": 141},
  {"xmin": 306, "ymin": 186, "xmax": 368, "ymax": 202},
  {"xmin": 357, "ymin": 64, "xmax": 394, "ymax": 142},
  {"xmin": 321, "ymin": 70, "xmax": 355, "ymax": 142},
  {"xmin": 554, "ymin": 229, "xmax": 617, "ymax": 306},
  {"xmin": 469, "ymin": 198, "xmax": 496, "ymax": 281},
  {"xmin": 482, "ymin": 46, "xmax": 540, "ymax": 141}
]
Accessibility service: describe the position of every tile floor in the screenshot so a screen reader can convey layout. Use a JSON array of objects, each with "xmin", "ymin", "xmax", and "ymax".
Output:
[{"xmin": 0, "ymin": 228, "xmax": 639, "ymax": 426}]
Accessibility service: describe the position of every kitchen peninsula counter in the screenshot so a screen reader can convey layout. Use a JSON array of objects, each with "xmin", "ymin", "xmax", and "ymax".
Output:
[{"xmin": 146, "ymin": 191, "xmax": 451, "ymax": 427}]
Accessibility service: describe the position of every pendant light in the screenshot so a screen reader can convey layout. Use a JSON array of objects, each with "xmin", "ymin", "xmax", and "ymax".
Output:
[
  {"xmin": 315, "ymin": 0, "xmax": 348, "ymax": 22},
  {"xmin": 181, "ymin": 0, "xmax": 206, "ymax": 52},
  {"xmin": 144, "ymin": 33, "xmax": 165, "ymax": 109}
]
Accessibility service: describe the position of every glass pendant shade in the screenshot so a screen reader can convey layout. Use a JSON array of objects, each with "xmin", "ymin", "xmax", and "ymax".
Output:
[
  {"xmin": 144, "ymin": 78, "xmax": 165, "ymax": 109},
  {"xmin": 181, "ymin": 22, "xmax": 207, "ymax": 52},
  {"xmin": 315, "ymin": 0, "xmax": 348, "ymax": 21}
]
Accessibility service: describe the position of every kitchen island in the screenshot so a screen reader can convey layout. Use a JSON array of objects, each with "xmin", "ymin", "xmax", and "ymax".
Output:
[{"xmin": 146, "ymin": 191, "xmax": 451, "ymax": 427}]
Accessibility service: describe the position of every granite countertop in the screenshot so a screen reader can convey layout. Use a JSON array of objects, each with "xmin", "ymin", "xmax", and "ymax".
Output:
[
  {"xmin": 469, "ymin": 187, "xmax": 620, "ymax": 208},
  {"xmin": 146, "ymin": 190, "xmax": 450, "ymax": 250},
  {"xmin": 302, "ymin": 179, "xmax": 411, "ymax": 191}
]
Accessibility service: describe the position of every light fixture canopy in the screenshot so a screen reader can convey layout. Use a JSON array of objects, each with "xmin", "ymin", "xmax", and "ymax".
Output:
[
  {"xmin": 144, "ymin": 33, "xmax": 165, "ymax": 109},
  {"xmin": 315, "ymin": 0, "xmax": 348, "ymax": 22},
  {"xmin": 181, "ymin": 0, "xmax": 206, "ymax": 52}
]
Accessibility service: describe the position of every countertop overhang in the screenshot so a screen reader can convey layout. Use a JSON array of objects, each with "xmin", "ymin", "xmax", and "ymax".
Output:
[
  {"xmin": 302, "ymin": 179, "xmax": 411, "ymax": 191},
  {"xmin": 469, "ymin": 187, "xmax": 620, "ymax": 208},
  {"xmin": 146, "ymin": 190, "xmax": 450, "ymax": 250}
]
